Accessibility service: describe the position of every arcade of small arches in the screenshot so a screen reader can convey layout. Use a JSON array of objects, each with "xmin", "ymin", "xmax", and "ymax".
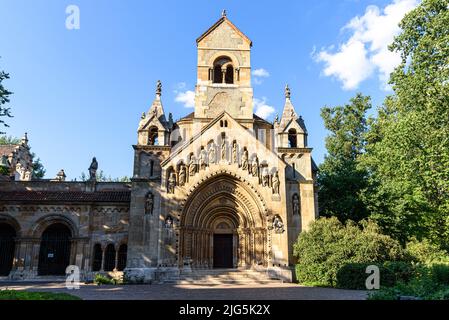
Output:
[
  {"xmin": 209, "ymin": 56, "xmax": 239, "ymax": 84},
  {"xmin": 0, "ymin": 214, "xmax": 128, "ymax": 277}
]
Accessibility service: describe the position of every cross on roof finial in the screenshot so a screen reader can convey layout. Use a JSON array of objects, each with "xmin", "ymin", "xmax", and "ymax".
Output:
[{"xmin": 222, "ymin": 9, "xmax": 227, "ymax": 18}]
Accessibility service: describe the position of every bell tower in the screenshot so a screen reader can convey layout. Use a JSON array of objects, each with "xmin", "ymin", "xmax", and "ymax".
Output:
[{"xmin": 194, "ymin": 11, "xmax": 254, "ymax": 120}]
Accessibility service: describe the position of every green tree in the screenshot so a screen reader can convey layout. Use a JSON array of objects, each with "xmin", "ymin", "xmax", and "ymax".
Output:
[
  {"xmin": 318, "ymin": 93, "xmax": 371, "ymax": 222},
  {"xmin": 0, "ymin": 62, "xmax": 13, "ymax": 134},
  {"xmin": 361, "ymin": 0, "xmax": 449, "ymax": 248}
]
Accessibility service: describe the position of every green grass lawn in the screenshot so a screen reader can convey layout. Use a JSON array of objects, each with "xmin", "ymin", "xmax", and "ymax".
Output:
[{"xmin": 0, "ymin": 290, "xmax": 81, "ymax": 300}]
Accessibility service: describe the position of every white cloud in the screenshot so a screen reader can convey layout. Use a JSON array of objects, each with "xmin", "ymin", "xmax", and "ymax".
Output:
[
  {"xmin": 254, "ymin": 97, "xmax": 275, "ymax": 120},
  {"xmin": 174, "ymin": 90, "xmax": 195, "ymax": 108},
  {"xmin": 252, "ymin": 68, "xmax": 270, "ymax": 78},
  {"xmin": 315, "ymin": 0, "xmax": 419, "ymax": 90}
]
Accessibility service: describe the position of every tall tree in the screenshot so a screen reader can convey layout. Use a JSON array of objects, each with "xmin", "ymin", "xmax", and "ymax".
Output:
[
  {"xmin": 361, "ymin": 0, "xmax": 449, "ymax": 247},
  {"xmin": 0, "ymin": 62, "xmax": 13, "ymax": 134},
  {"xmin": 318, "ymin": 93, "xmax": 371, "ymax": 222}
]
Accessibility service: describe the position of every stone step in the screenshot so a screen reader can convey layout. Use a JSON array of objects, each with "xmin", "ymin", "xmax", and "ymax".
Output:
[
  {"xmin": 171, "ymin": 279, "xmax": 283, "ymax": 285},
  {"xmin": 159, "ymin": 268, "xmax": 285, "ymax": 284}
]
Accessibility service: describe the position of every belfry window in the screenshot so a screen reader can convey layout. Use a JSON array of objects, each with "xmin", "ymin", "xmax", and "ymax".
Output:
[
  {"xmin": 213, "ymin": 56, "xmax": 234, "ymax": 84},
  {"xmin": 225, "ymin": 65, "xmax": 234, "ymax": 84},
  {"xmin": 148, "ymin": 127, "xmax": 159, "ymax": 145},
  {"xmin": 288, "ymin": 129, "xmax": 297, "ymax": 148}
]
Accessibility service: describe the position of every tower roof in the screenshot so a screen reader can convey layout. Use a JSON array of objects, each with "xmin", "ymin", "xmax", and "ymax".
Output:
[{"xmin": 196, "ymin": 13, "xmax": 252, "ymax": 47}]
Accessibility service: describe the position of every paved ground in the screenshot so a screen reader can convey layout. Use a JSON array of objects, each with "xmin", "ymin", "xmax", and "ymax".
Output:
[{"xmin": 0, "ymin": 282, "xmax": 368, "ymax": 300}]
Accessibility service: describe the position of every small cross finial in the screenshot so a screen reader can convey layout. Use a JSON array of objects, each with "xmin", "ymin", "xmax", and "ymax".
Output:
[
  {"xmin": 285, "ymin": 84, "xmax": 291, "ymax": 99},
  {"xmin": 222, "ymin": 9, "xmax": 227, "ymax": 17},
  {"xmin": 156, "ymin": 80, "xmax": 162, "ymax": 96}
]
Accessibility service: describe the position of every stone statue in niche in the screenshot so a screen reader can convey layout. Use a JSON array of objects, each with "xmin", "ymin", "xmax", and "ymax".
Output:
[
  {"xmin": 208, "ymin": 145, "xmax": 216, "ymax": 164},
  {"xmin": 241, "ymin": 148, "xmax": 249, "ymax": 171},
  {"xmin": 145, "ymin": 193, "xmax": 154, "ymax": 215},
  {"xmin": 199, "ymin": 150, "xmax": 207, "ymax": 170},
  {"xmin": 272, "ymin": 215, "xmax": 285, "ymax": 234},
  {"xmin": 221, "ymin": 139, "xmax": 226, "ymax": 160},
  {"xmin": 88, "ymin": 157, "xmax": 98, "ymax": 181},
  {"xmin": 272, "ymin": 171, "xmax": 280, "ymax": 194},
  {"xmin": 293, "ymin": 193, "xmax": 300, "ymax": 215},
  {"xmin": 188, "ymin": 157, "xmax": 196, "ymax": 176},
  {"xmin": 232, "ymin": 141, "xmax": 237, "ymax": 163},
  {"xmin": 262, "ymin": 169, "xmax": 269, "ymax": 187},
  {"xmin": 165, "ymin": 216, "xmax": 173, "ymax": 229},
  {"xmin": 252, "ymin": 157, "xmax": 259, "ymax": 177},
  {"xmin": 168, "ymin": 172, "xmax": 176, "ymax": 194},
  {"xmin": 178, "ymin": 165, "xmax": 186, "ymax": 186}
]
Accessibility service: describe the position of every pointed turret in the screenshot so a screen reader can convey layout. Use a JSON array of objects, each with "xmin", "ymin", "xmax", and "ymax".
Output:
[
  {"xmin": 277, "ymin": 85, "xmax": 308, "ymax": 148},
  {"xmin": 137, "ymin": 80, "xmax": 170, "ymax": 146}
]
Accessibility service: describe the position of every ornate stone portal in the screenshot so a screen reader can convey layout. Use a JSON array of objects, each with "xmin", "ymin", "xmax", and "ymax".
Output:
[{"xmin": 180, "ymin": 174, "xmax": 268, "ymax": 268}]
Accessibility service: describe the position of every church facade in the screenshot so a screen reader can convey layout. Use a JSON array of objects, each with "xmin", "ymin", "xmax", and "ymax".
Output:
[{"xmin": 0, "ymin": 14, "xmax": 317, "ymax": 283}]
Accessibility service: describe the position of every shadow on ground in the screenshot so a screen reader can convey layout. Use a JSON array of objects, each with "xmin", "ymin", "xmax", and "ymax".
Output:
[{"xmin": 0, "ymin": 282, "xmax": 368, "ymax": 300}]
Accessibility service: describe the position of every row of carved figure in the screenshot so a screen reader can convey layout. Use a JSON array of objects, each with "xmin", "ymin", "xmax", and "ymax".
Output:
[
  {"xmin": 145, "ymin": 191, "xmax": 300, "ymax": 217},
  {"xmin": 166, "ymin": 140, "xmax": 280, "ymax": 195}
]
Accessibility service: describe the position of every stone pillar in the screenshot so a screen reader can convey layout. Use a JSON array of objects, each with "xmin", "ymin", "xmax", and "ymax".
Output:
[
  {"xmin": 100, "ymin": 245, "xmax": 106, "ymax": 271},
  {"xmin": 114, "ymin": 244, "xmax": 119, "ymax": 270}
]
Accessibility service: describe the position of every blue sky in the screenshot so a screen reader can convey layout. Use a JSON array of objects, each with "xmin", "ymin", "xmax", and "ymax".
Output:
[{"xmin": 0, "ymin": 0, "xmax": 419, "ymax": 179}]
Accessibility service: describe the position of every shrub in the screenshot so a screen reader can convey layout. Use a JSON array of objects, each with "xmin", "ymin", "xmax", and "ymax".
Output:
[
  {"xmin": 94, "ymin": 274, "xmax": 114, "ymax": 285},
  {"xmin": 293, "ymin": 217, "xmax": 404, "ymax": 287},
  {"xmin": 406, "ymin": 238, "xmax": 449, "ymax": 264},
  {"xmin": 430, "ymin": 264, "xmax": 449, "ymax": 286},
  {"xmin": 368, "ymin": 264, "xmax": 449, "ymax": 300},
  {"xmin": 336, "ymin": 262, "xmax": 414, "ymax": 289}
]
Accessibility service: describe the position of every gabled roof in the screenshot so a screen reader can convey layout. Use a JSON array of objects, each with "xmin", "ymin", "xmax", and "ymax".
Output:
[{"xmin": 196, "ymin": 16, "xmax": 252, "ymax": 47}]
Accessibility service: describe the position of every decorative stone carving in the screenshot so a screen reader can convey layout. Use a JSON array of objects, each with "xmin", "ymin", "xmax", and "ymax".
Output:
[
  {"xmin": 272, "ymin": 215, "xmax": 284, "ymax": 234},
  {"xmin": 221, "ymin": 139, "xmax": 226, "ymax": 160},
  {"xmin": 156, "ymin": 80, "xmax": 162, "ymax": 96},
  {"xmin": 293, "ymin": 193, "xmax": 300, "ymax": 215},
  {"xmin": 55, "ymin": 169, "xmax": 66, "ymax": 182},
  {"xmin": 241, "ymin": 148, "xmax": 248, "ymax": 171},
  {"xmin": 165, "ymin": 215, "xmax": 173, "ymax": 229},
  {"xmin": 251, "ymin": 156, "xmax": 259, "ymax": 177},
  {"xmin": 262, "ymin": 169, "xmax": 269, "ymax": 187},
  {"xmin": 88, "ymin": 157, "xmax": 98, "ymax": 181},
  {"xmin": 145, "ymin": 192, "xmax": 154, "ymax": 215},
  {"xmin": 199, "ymin": 150, "xmax": 207, "ymax": 170},
  {"xmin": 285, "ymin": 84, "xmax": 291, "ymax": 99},
  {"xmin": 168, "ymin": 171, "xmax": 176, "ymax": 194},
  {"xmin": 232, "ymin": 141, "xmax": 237, "ymax": 163},
  {"xmin": 208, "ymin": 146, "xmax": 216, "ymax": 164},
  {"xmin": 179, "ymin": 165, "xmax": 186, "ymax": 186},
  {"xmin": 188, "ymin": 157, "xmax": 196, "ymax": 176},
  {"xmin": 272, "ymin": 171, "xmax": 280, "ymax": 194}
]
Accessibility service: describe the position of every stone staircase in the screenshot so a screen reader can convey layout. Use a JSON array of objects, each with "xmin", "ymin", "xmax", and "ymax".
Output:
[{"xmin": 159, "ymin": 268, "xmax": 286, "ymax": 285}]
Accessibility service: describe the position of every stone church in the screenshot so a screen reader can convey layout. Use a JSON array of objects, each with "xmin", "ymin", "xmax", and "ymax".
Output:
[{"xmin": 0, "ymin": 13, "xmax": 317, "ymax": 283}]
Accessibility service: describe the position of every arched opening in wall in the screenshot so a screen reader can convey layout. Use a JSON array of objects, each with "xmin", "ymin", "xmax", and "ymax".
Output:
[
  {"xmin": 92, "ymin": 244, "xmax": 102, "ymax": 272},
  {"xmin": 117, "ymin": 244, "xmax": 127, "ymax": 271},
  {"xmin": 104, "ymin": 244, "xmax": 116, "ymax": 272},
  {"xmin": 148, "ymin": 127, "xmax": 159, "ymax": 146},
  {"xmin": 213, "ymin": 56, "xmax": 233, "ymax": 84},
  {"xmin": 288, "ymin": 129, "xmax": 297, "ymax": 148},
  {"xmin": 38, "ymin": 224, "xmax": 71, "ymax": 276},
  {"xmin": 0, "ymin": 224, "xmax": 16, "ymax": 276},
  {"xmin": 225, "ymin": 65, "xmax": 234, "ymax": 84},
  {"xmin": 180, "ymin": 174, "xmax": 267, "ymax": 269}
]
